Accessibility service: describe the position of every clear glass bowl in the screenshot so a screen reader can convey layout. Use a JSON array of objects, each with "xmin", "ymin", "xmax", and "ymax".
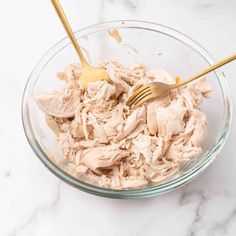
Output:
[{"xmin": 22, "ymin": 20, "xmax": 232, "ymax": 198}]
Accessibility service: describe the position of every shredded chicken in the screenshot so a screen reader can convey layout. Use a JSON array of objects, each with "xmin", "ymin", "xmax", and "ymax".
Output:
[{"xmin": 35, "ymin": 61, "xmax": 212, "ymax": 189}]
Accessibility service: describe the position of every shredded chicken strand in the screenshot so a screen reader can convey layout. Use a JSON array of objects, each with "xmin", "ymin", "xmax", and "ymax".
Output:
[{"xmin": 35, "ymin": 61, "xmax": 212, "ymax": 189}]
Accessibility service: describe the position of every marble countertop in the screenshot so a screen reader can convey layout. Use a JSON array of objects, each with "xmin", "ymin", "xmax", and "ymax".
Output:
[{"xmin": 0, "ymin": 0, "xmax": 235, "ymax": 235}]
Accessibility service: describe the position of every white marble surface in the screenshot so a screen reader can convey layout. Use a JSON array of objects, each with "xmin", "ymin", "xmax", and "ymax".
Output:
[{"xmin": 0, "ymin": 0, "xmax": 235, "ymax": 235}]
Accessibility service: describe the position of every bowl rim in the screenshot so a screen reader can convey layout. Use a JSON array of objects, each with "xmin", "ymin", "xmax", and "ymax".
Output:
[{"xmin": 22, "ymin": 20, "xmax": 233, "ymax": 198}]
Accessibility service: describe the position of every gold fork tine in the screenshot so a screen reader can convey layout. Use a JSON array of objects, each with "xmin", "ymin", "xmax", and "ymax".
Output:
[
  {"xmin": 128, "ymin": 89, "xmax": 152, "ymax": 107},
  {"xmin": 127, "ymin": 84, "xmax": 151, "ymax": 105},
  {"xmin": 129, "ymin": 92, "xmax": 152, "ymax": 108},
  {"xmin": 132, "ymin": 93, "xmax": 156, "ymax": 109}
]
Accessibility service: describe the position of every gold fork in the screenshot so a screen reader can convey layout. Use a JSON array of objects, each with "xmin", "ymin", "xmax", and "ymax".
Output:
[
  {"xmin": 127, "ymin": 53, "xmax": 236, "ymax": 109},
  {"xmin": 51, "ymin": 0, "xmax": 110, "ymax": 89}
]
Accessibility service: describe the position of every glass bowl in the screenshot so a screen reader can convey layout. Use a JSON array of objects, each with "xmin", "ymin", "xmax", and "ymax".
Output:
[{"xmin": 22, "ymin": 20, "xmax": 232, "ymax": 198}]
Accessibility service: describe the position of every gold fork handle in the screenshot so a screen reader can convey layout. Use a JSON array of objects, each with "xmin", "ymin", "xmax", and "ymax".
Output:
[
  {"xmin": 51, "ymin": 0, "xmax": 89, "ymax": 67},
  {"xmin": 176, "ymin": 53, "xmax": 236, "ymax": 87}
]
